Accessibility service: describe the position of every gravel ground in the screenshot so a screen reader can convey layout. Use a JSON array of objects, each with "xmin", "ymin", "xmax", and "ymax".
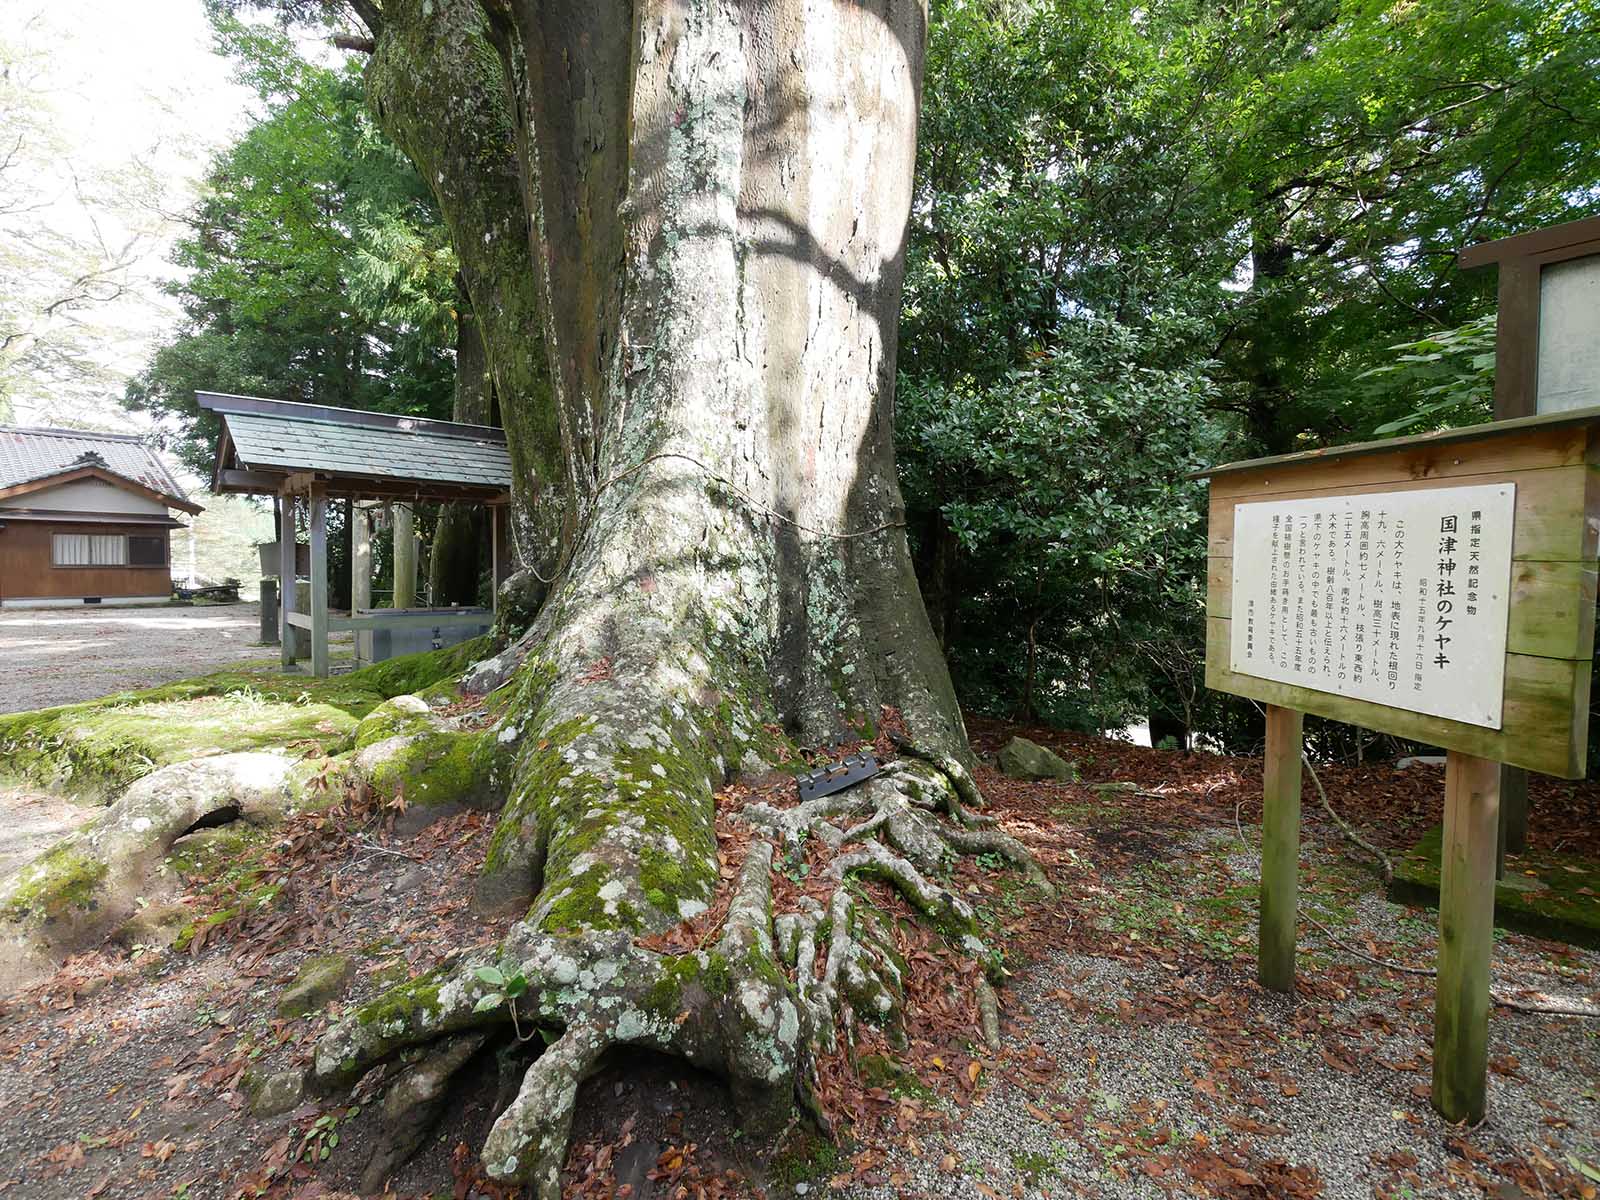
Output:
[
  {"xmin": 843, "ymin": 825, "xmax": 1600, "ymax": 1200},
  {"xmin": 0, "ymin": 603, "xmax": 271, "ymax": 713},
  {"xmin": 1, "ymin": 718, "xmax": 1596, "ymax": 1200},
  {"xmin": 0, "ymin": 603, "xmax": 355, "ymax": 713}
]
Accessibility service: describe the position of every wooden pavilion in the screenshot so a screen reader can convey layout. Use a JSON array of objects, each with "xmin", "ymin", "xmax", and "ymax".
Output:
[{"xmin": 198, "ymin": 392, "xmax": 514, "ymax": 677}]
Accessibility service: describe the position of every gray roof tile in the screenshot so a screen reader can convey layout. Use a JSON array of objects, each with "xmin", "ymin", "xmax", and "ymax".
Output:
[
  {"xmin": 0, "ymin": 426, "xmax": 191, "ymax": 503},
  {"xmin": 223, "ymin": 412, "xmax": 513, "ymax": 488}
]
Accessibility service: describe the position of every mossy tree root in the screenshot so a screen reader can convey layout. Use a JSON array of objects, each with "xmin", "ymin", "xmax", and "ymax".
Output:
[
  {"xmin": 310, "ymin": 724, "xmax": 1047, "ymax": 1196},
  {"xmin": 313, "ymin": 841, "xmax": 802, "ymax": 1195},
  {"xmin": 0, "ymin": 751, "xmax": 305, "ymax": 994}
]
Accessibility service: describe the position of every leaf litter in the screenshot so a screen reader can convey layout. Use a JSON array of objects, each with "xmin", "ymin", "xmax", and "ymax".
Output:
[{"xmin": 0, "ymin": 720, "xmax": 1595, "ymax": 1199}]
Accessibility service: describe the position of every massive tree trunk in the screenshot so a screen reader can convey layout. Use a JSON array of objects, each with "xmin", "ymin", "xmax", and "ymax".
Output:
[
  {"xmin": 358, "ymin": 0, "xmax": 565, "ymax": 573},
  {"xmin": 311, "ymin": 2, "xmax": 1030, "ymax": 1193}
]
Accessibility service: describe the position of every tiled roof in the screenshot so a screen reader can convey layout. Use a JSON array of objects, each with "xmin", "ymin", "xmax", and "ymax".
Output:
[
  {"xmin": 0, "ymin": 426, "xmax": 191, "ymax": 503},
  {"xmin": 199, "ymin": 393, "xmax": 512, "ymax": 490}
]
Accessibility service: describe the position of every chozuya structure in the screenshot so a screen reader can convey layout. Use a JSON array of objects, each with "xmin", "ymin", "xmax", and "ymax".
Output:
[{"xmin": 0, "ymin": 426, "xmax": 201, "ymax": 608}]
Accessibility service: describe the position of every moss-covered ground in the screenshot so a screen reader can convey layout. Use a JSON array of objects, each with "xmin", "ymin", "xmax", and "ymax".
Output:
[
  {"xmin": 1390, "ymin": 823, "xmax": 1600, "ymax": 949},
  {"xmin": 0, "ymin": 637, "xmax": 493, "ymax": 800}
]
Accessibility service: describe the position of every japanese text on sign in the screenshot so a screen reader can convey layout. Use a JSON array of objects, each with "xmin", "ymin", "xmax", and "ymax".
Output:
[{"xmin": 1229, "ymin": 484, "xmax": 1515, "ymax": 728}]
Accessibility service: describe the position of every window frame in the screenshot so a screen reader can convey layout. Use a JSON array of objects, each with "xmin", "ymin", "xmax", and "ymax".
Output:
[{"xmin": 50, "ymin": 530, "xmax": 168, "ymax": 569}]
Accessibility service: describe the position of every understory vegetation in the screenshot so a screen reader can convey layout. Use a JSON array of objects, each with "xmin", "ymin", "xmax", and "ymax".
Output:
[{"xmin": 2, "ymin": 0, "xmax": 1596, "ymax": 1197}]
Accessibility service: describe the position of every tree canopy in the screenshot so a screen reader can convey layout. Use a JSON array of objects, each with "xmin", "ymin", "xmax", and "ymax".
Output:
[
  {"xmin": 123, "ymin": 18, "xmax": 457, "ymax": 476},
  {"xmin": 898, "ymin": 0, "xmax": 1600, "ymax": 740}
]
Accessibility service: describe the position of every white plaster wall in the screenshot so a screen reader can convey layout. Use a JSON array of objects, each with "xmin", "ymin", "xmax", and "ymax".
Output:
[{"xmin": 0, "ymin": 477, "xmax": 168, "ymax": 515}]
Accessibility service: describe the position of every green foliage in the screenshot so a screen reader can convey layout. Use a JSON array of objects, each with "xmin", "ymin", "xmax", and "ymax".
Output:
[
  {"xmin": 901, "ymin": 0, "xmax": 1600, "ymax": 741},
  {"xmin": 1364, "ymin": 315, "xmax": 1498, "ymax": 435},
  {"xmin": 901, "ymin": 313, "xmax": 1223, "ymax": 727},
  {"xmin": 123, "ymin": 16, "xmax": 457, "ymax": 475}
]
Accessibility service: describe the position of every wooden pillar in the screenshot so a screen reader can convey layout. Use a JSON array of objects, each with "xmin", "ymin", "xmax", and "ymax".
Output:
[
  {"xmin": 1492, "ymin": 260, "xmax": 1536, "ymax": 871},
  {"xmin": 352, "ymin": 501, "xmax": 372, "ymax": 664},
  {"xmin": 490, "ymin": 504, "xmax": 500, "ymax": 614},
  {"xmin": 1499, "ymin": 769, "xmax": 1528, "ymax": 856},
  {"xmin": 279, "ymin": 493, "xmax": 297, "ymax": 669},
  {"xmin": 310, "ymin": 488, "xmax": 330, "ymax": 679},
  {"xmin": 1259, "ymin": 705, "xmax": 1304, "ymax": 993},
  {"xmin": 1433, "ymin": 751, "xmax": 1501, "ymax": 1124},
  {"xmin": 394, "ymin": 503, "xmax": 416, "ymax": 609}
]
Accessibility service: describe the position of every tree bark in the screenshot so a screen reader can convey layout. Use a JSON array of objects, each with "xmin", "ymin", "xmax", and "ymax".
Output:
[
  {"xmin": 358, "ymin": 0, "xmax": 564, "ymax": 575},
  {"xmin": 312, "ymin": 3, "xmax": 1014, "ymax": 1193},
  {"xmin": 429, "ymin": 278, "xmax": 490, "ymax": 605}
]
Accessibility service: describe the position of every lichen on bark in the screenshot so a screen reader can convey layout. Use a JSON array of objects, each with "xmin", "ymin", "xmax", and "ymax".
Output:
[{"xmin": 267, "ymin": 1, "xmax": 1035, "ymax": 1193}]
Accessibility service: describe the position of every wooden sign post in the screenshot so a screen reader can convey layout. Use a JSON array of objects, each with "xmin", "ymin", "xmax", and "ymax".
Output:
[
  {"xmin": 1461, "ymin": 217, "xmax": 1600, "ymax": 865},
  {"xmin": 1197, "ymin": 406, "xmax": 1600, "ymax": 1125}
]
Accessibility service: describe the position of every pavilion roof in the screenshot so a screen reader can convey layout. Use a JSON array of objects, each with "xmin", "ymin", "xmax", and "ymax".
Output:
[{"xmin": 198, "ymin": 392, "xmax": 513, "ymax": 502}]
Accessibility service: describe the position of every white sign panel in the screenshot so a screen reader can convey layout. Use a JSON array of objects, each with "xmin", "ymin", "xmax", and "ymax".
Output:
[
  {"xmin": 1536, "ymin": 255, "xmax": 1600, "ymax": 414},
  {"xmin": 1229, "ymin": 484, "xmax": 1516, "ymax": 728}
]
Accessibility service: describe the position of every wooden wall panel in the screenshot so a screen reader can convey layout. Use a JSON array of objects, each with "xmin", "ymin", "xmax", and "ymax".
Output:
[{"xmin": 0, "ymin": 522, "xmax": 171, "ymax": 601}]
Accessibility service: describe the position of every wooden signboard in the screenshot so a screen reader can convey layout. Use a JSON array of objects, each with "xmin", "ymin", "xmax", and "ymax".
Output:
[
  {"xmin": 1197, "ymin": 405, "xmax": 1600, "ymax": 1127},
  {"xmin": 1204, "ymin": 410, "xmax": 1600, "ymax": 778}
]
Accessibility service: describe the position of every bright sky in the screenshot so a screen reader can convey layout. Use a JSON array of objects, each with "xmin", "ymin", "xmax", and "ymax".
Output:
[{"xmin": 7, "ymin": 0, "xmax": 257, "ymax": 432}]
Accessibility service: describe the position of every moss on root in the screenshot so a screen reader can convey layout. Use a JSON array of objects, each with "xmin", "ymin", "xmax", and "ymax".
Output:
[
  {"xmin": 345, "ymin": 635, "xmax": 493, "ymax": 699},
  {"xmin": 1, "ymin": 842, "xmax": 109, "ymax": 925},
  {"xmin": 0, "ymin": 638, "xmax": 495, "ymax": 800}
]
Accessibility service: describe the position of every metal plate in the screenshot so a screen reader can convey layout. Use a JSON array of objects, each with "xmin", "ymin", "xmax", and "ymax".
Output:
[{"xmin": 796, "ymin": 751, "xmax": 880, "ymax": 801}]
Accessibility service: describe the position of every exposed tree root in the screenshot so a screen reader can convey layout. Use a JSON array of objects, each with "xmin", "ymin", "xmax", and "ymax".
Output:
[
  {"xmin": 0, "ymin": 752, "xmax": 306, "ymax": 993},
  {"xmin": 309, "ymin": 724, "xmax": 1047, "ymax": 1196}
]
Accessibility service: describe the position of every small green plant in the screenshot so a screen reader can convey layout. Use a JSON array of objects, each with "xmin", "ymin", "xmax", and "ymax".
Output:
[
  {"xmin": 297, "ymin": 1107, "xmax": 358, "ymax": 1163},
  {"xmin": 473, "ymin": 964, "xmax": 552, "ymax": 1043},
  {"xmin": 779, "ymin": 833, "xmax": 812, "ymax": 883}
]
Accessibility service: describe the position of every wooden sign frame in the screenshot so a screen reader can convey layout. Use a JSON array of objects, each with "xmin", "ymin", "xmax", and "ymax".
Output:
[
  {"xmin": 1202, "ymin": 408, "xmax": 1600, "ymax": 779},
  {"xmin": 1197, "ymin": 405, "xmax": 1600, "ymax": 1126}
]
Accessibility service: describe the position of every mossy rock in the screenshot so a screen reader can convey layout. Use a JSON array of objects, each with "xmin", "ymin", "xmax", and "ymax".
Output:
[
  {"xmin": 242, "ymin": 1066, "xmax": 306, "ymax": 1117},
  {"xmin": 996, "ymin": 736, "xmax": 1076, "ymax": 782},
  {"xmin": 1389, "ymin": 824, "xmax": 1600, "ymax": 949},
  {"xmin": 0, "ymin": 637, "xmax": 496, "ymax": 801},
  {"xmin": 353, "ymin": 697, "xmax": 510, "ymax": 831},
  {"xmin": 278, "ymin": 953, "xmax": 356, "ymax": 1018}
]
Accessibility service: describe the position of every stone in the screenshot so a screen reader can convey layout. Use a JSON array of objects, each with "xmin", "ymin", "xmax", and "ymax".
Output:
[
  {"xmin": 996, "ymin": 736, "xmax": 1075, "ymax": 782},
  {"xmin": 115, "ymin": 901, "xmax": 192, "ymax": 951},
  {"xmin": 277, "ymin": 953, "xmax": 355, "ymax": 1018},
  {"xmin": 243, "ymin": 1066, "xmax": 306, "ymax": 1117}
]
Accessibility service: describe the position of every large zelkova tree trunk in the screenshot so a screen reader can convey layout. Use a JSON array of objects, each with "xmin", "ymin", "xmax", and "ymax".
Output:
[
  {"xmin": 355, "ymin": 0, "xmax": 566, "ymax": 576},
  {"xmin": 315, "ymin": 2, "xmax": 1042, "ymax": 1193}
]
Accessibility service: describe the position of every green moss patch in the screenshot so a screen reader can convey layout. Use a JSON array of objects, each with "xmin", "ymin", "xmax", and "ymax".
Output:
[
  {"xmin": 2, "ymin": 842, "xmax": 108, "ymax": 925},
  {"xmin": 345, "ymin": 635, "xmax": 492, "ymax": 698},
  {"xmin": 1389, "ymin": 824, "xmax": 1600, "ymax": 949},
  {"xmin": 765, "ymin": 1128, "xmax": 843, "ymax": 1191},
  {"xmin": 0, "ymin": 638, "xmax": 494, "ymax": 800}
]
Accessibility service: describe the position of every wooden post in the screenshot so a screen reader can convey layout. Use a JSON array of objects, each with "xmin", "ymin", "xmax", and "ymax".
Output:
[
  {"xmin": 352, "ymin": 501, "xmax": 372, "ymax": 664},
  {"xmin": 394, "ymin": 503, "xmax": 416, "ymax": 609},
  {"xmin": 1499, "ymin": 767, "xmax": 1528, "ymax": 857},
  {"xmin": 1433, "ymin": 751, "xmax": 1501, "ymax": 1124},
  {"xmin": 310, "ymin": 488, "xmax": 330, "ymax": 679},
  {"xmin": 490, "ymin": 504, "xmax": 500, "ymax": 614},
  {"xmin": 279, "ymin": 493, "xmax": 297, "ymax": 669},
  {"xmin": 1259, "ymin": 704, "xmax": 1304, "ymax": 993}
]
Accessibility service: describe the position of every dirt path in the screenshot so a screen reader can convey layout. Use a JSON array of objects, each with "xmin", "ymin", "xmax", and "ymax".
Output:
[
  {"xmin": 0, "ymin": 786, "xmax": 94, "ymax": 880},
  {"xmin": 0, "ymin": 604, "xmax": 355, "ymax": 714}
]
